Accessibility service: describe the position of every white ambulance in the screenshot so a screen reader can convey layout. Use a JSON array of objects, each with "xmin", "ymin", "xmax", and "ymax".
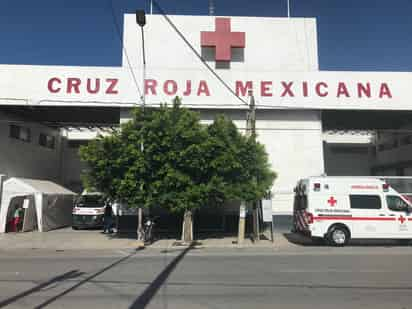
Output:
[{"xmin": 293, "ymin": 176, "xmax": 412, "ymax": 246}]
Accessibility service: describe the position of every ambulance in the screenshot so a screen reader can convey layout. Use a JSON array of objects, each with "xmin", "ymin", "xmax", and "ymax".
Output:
[
  {"xmin": 72, "ymin": 192, "xmax": 107, "ymax": 229},
  {"xmin": 293, "ymin": 176, "xmax": 412, "ymax": 246}
]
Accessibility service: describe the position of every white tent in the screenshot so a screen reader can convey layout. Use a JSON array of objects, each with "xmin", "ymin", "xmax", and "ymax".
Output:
[{"xmin": 0, "ymin": 178, "xmax": 76, "ymax": 233}]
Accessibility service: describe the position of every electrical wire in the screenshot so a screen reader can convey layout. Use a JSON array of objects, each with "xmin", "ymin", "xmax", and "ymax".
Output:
[
  {"xmin": 108, "ymin": 0, "xmax": 143, "ymax": 104},
  {"xmin": 147, "ymin": 2, "xmax": 318, "ymax": 111},
  {"xmin": 151, "ymin": 0, "xmax": 249, "ymax": 107}
]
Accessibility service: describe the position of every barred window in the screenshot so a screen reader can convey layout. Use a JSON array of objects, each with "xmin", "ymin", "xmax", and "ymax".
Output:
[
  {"xmin": 39, "ymin": 133, "xmax": 56, "ymax": 149},
  {"xmin": 9, "ymin": 125, "xmax": 31, "ymax": 142}
]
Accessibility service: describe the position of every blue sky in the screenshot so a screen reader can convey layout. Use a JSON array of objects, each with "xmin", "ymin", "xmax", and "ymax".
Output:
[{"xmin": 0, "ymin": 0, "xmax": 411, "ymax": 71}]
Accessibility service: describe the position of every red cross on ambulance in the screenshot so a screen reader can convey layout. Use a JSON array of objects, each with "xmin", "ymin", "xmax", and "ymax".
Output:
[{"xmin": 328, "ymin": 196, "xmax": 337, "ymax": 207}]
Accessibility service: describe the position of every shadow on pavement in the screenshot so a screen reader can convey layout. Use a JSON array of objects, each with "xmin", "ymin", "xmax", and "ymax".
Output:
[
  {"xmin": 129, "ymin": 243, "xmax": 194, "ymax": 308},
  {"xmin": 284, "ymin": 232, "xmax": 412, "ymax": 247},
  {"xmin": 283, "ymin": 233, "xmax": 324, "ymax": 246},
  {"xmin": 0, "ymin": 270, "xmax": 84, "ymax": 308},
  {"xmin": 31, "ymin": 247, "xmax": 144, "ymax": 309}
]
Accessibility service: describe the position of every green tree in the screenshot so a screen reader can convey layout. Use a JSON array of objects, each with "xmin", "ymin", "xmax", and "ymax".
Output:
[
  {"xmin": 205, "ymin": 115, "xmax": 276, "ymax": 205},
  {"xmin": 80, "ymin": 98, "xmax": 276, "ymax": 243}
]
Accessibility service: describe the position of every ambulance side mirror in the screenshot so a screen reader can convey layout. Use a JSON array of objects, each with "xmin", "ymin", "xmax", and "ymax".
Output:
[{"xmin": 407, "ymin": 206, "xmax": 412, "ymax": 214}]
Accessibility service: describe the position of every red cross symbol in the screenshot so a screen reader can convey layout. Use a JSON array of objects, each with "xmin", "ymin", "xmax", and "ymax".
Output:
[
  {"xmin": 399, "ymin": 216, "xmax": 406, "ymax": 224},
  {"xmin": 328, "ymin": 196, "xmax": 337, "ymax": 207},
  {"xmin": 201, "ymin": 17, "xmax": 245, "ymax": 61}
]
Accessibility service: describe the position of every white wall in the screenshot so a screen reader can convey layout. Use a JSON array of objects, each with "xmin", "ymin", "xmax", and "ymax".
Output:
[
  {"xmin": 123, "ymin": 15, "xmax": 318, "ymax": 71},
  {"xmin": 0, "ymin": 112, "xmax": 63, "ymax": 182}
]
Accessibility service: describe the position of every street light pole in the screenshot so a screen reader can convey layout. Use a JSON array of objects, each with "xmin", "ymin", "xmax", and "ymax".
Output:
[
  {"xmin": 136, "ymin": 9, "xmax": 146, "ymax": 242},
  {"xmin": 136, "ymin": 10, "xmax": 147, "ymax": 110}
]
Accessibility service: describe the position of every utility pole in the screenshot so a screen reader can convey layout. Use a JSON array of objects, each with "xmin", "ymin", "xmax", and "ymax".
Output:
[
  {"xmin": 287, "ymin": 0, "xmax": 291, "ymax": 18},
  {"xmin": 238, "ymin": 90, "xmax": 257, "ymax": 245},
  {"xmin": 248, "ymin": 91, "xmax": 260, "ymax": 242},
  {"xmin": 136, "ymin": 9, "xmax": 146, "ymax": 242},
  {"xmin": 209, "ymin": 0, "xmax": 215, "ymax": 15}
]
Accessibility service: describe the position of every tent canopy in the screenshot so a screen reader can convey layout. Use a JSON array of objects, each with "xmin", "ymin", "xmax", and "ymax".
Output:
[
  {"xmin": 3, "ymin": 178, "xmax": 75, "ymax": 195},
  {"xmin": 0, "ymin": 177, "xmax": 76, "ymax": 233}
]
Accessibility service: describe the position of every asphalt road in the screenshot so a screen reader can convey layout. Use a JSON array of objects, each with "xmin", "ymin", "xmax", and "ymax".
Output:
[{"xmin": 0, "ymin": 246, "xmax": 411, "ymax": 309}]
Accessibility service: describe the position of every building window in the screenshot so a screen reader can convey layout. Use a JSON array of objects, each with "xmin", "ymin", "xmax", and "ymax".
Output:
[
  {"xmin": 39, "ymin": 133, "xmax": 56, "ymax": 149},
  {"xmin": 9, "ymin": 124, "xmax": 31, "ymax": 142},
  {"xmin": 400, "ymin": 135, "xmax": 412, "ymax": 146},
  {"xmin": 378, "ymin": 143, "xmax": 394, "ymax": 151},
  {"xmin": 330, "ymin": 146, "xmax": 369, "ymax": 154},
  {"xmin": 68, "ymin": 140, "xmax": 89, "ymax": 148},
  {"xmin": 350, "ymin": 195, "xmax": 381, "ymax": 209}
]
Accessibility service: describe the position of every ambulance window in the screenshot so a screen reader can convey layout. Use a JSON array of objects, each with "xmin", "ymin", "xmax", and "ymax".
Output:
[
  {"xmin": 350, "ymin": 195, "xmax": 381, "ymax": 209},
  {"xmin": 386, "ymin": 196, "xmax": 409, "ymax": 211}
]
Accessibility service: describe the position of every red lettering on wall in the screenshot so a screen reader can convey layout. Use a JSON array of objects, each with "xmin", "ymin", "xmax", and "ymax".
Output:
[
  {"xmin": 337, "ymin": 82, "xmax": 350, "ymax": 98},
  {"xmin": 105, "ymin": 78, "xmax": 119, "ymax": 94},
  {"xmin": 281, "ymin": 81, "xmax": 295, "ymax": 97},
  {"xmin": 164, "ymin": 80, "xmax": 178, "ymax": 95},
  {"xmin": 235, "ymin": 81, "xmax": 253, "ymax": 96},
  {"xmin": 379, "ymin": 83, "xmax": 392, "ymax": 98},
  {"xmin": 261, "ymin": 81, "xmax": 272, "ymax": 97},
  {"xmin": 357, "ymin": 83, "xmax": 371, "ymax": 98},
  {"xmin": 197, "ymin": 80, "xmax": 210, "ymax": 96},
  {"xmin": 315, "ymin": 82, "xmax": 328, "ymax": 97},
  {"xmin": 145, "ymin": 79, "xmax": 157, "ymax": 95},
  {"xmin": 67, "ymin": 78, "xmax": 81, "ymax": 94},
  {"xmin": 86, "ymin": 78, "xmax": 100, "ymax": 94},
  {"xmin": 302, "ymin": 81, "xmax": 309, "ymax": 97},
  {"xmin": 48, "ymin": 77, "xmax": 61, "ymax": 93},
  {"xmin": 183, "ymin": 80, "xmax": 192, "ymax": 96}
]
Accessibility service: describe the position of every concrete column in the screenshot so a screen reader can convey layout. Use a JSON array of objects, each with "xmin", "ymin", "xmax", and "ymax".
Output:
[{"xmin": 0, "ymin": 174, "xmax": 6, "ymax": 208}]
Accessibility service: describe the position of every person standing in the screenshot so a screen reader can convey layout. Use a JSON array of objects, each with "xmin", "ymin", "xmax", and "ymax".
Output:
[
  {"xmin": 12, "ymin": 206, "xmax": 23, "ymax": 232},
  {"xmin": 103, "ymin": 204, "xmax": 113, "ymax": 234}
]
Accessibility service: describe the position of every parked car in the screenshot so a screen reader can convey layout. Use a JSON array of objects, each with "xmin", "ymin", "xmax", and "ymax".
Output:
[{"xmin": 72, "ymin": 192, "xmax": 107, "ymax": 229}]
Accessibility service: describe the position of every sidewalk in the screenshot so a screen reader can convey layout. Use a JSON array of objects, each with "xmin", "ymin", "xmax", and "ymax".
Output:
[{"xmin": 0, "ymin": 228, "xmax": 295, "ymax": 251}]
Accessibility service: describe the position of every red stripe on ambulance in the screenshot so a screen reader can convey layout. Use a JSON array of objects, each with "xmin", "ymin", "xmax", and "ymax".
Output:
[{"xmin": 313, "ymin": 216, "xmax": 396, "ymax": 221}]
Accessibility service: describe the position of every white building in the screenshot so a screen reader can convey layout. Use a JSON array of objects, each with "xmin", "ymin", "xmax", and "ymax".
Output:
[{"xmin": 1, "ymin": 14, "xmax": 412, "ymax": 220}]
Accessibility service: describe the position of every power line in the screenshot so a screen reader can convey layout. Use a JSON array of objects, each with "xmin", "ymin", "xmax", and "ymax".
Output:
[
  {"xmin": 151, "ymin": 0, "xmax": 249, "ymax": 107},
  {"xmin": 108, "ymin": 0, "xmax": 143, "ymax": 104}
]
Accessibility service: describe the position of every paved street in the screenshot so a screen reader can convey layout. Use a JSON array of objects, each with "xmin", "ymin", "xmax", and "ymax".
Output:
[{"xmin": 0, "ymin": 246, "xmax": 411, "ymax": 308}]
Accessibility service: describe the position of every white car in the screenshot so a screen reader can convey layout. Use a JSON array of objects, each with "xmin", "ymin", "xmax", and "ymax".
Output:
[{"xmin": 72, "ymin": 193, "xmax": 109, "ymax": 229}]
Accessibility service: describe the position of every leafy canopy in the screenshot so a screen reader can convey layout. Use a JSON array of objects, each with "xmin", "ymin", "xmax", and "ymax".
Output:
[{"xmin": 80, "ymin": 98, "xmax": 276, "ymax": 213}]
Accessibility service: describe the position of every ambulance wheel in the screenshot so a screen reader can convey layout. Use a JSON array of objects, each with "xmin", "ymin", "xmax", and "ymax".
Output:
[{"xmin": 327, "ymin": 225, "xmax": 350, "ymax": 247}]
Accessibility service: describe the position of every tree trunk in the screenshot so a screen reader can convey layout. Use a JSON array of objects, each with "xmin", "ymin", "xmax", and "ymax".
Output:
[
  {"xmin": 237, "ymin": 202, "xmax": 246, "ymax": 245},
  {"xmin": 137, "ymin": 207, "xmax": 143, "ymax": 241},
  {"xmin": 252, "ymin": 203, "xmax": 259, "ymax": 242},
  {"xmin": 181, "ymin": 210, "xmax": 193, "ymax": 243}
]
